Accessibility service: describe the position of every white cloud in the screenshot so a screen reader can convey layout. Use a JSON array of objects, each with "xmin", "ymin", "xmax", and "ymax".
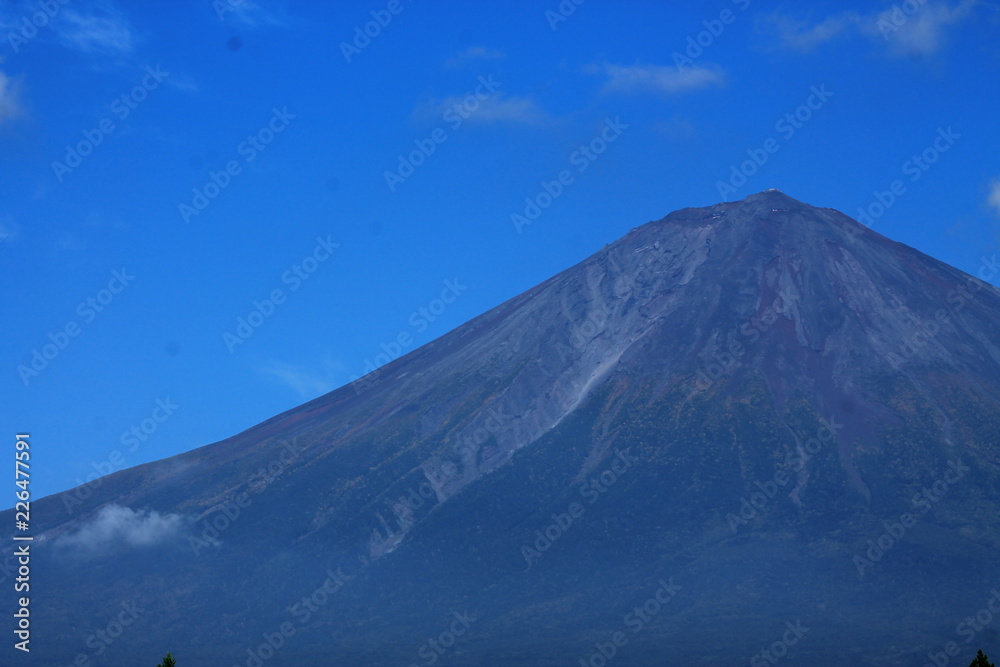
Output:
[
  {"xmin": 462, "ymin": 45, "xmax": 504, "ymax": 60},
  {"xmin": 0, "ymin": 0, "xmax": 137, "ymax": 56},
  {"xmin": 220, "ymin": 0, "xmax": 288, "ymax": 29},
  {"xmin": 865, "ymin": 0, "xmax": 977, "ymax": 57},
  {"xmin": 458, "ymin": 93, "xmax": 546, "ymax": 123},
  {"xmin": 0, "ymin": 70, "xmax": 24, "ymax": 123},
  {"xmin": 591, "ymin": 62, "xmax": 726, "ymax": 95},
  {"xmin": 55, "ymin": 3, "xmax": 135, "ymax": 55},
  {"xmin": 419, "ymin": 93, "xmax": 550, "ymax": 125},
  {"xmin": 757, "ymin": 11, "xmax": 859, "ymax": 52},
  {"xmin": 262, "ymin": 355, "xmax": 345, "ymax": 398},
  {"xmin": 988, "ymin": 179, "xmax": 1000, "ymax": 216},
  {"xmin": 164, "ymin": 75, "xmax": 201, "ymax": 94},
  {"xmin": 54, "ymin": 231, "xmax": 87, "ymax": 252},
  {"xmin": 56, "ymin": 505, "xmax": 184, "ymax": 553},
  {"xmin": 0, "ymin": 217, "xmax": 20, "ymax": 243},
  {"xmin": 654, "ymin": 115, "xmax": 697, "ymax": 142},
  {"xmin": 760, "ymin": 1, "xmax": 979, "ymax": 58},
  {"xmin": 445, "ymin": 46, "xmax": 505, "ymax": 68}
]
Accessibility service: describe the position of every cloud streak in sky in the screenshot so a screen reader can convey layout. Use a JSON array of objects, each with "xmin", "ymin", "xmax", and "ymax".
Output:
[
  {"xmin": 988, "ymin": 179, "xmax": 1000, "ymax": 216},
  {"xmin": 756, "ymin": 10, "xmax": 860, "ymax": 52},
  {"xmin": 262, "ymin": 358, "xmax": 340, "ymax": 398},
  {"xmin": 758, "ymin": 1, "xmax": 979, "ymax": 57},
  {"xmin": 590, "ymin": 62, "xmax": 726, "ymax": 95},
  {"xmin": 55, "ymin": 2, "xmax": 136, "ymax": 55},
  {"xmin": 417, "ymin": 93, "xmax": 551, "ymax": 125},
  {"xmin": 445, "ymin": 46, "xmax": 506, "ymax": 69},
  {"xmin": 0, "ymin": 71, "xmax": 24, "ymax": 123}
]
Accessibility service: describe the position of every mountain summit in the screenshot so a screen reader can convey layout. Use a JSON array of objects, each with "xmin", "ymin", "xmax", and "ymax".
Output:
[{"xmin": 5, "ymin": 192, "xmax": 1000, "ymax": 666}]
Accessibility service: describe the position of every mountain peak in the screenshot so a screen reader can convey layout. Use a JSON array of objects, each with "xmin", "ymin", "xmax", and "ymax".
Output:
[
  {"xmin": 659, "ymin": 189, "xmax": 815, "ymax": 229},
  {"xmin": 740, "ymin": 188, "xmax": 801, "ymax": 205},
  {"xmin": 725, "ymin": 189, "xmax": 817, "ymax": 218}
]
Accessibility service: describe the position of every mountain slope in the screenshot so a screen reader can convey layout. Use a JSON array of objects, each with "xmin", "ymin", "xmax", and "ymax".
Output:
[{"xmin": 4, "ymin": 190, "xmax": 1000, "ymax": 666}]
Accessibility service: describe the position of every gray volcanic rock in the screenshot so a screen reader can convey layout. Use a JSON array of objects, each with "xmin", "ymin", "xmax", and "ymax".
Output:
[{"xmin": 3, "ymin": 190, "xmax": 999, "ymax": 666}]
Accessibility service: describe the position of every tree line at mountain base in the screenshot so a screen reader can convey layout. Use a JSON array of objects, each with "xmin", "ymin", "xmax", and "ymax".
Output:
[{"xmin": 150, "ymin": 648, "xmax": 996, "ymax": 665}]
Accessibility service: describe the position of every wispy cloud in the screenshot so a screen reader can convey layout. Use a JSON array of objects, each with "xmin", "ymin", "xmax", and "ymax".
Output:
[
  {"xmin": 864, "ymin": 0, "xmax": 977, "ymax": 57},
  {"xmin": 0, "ymin": 70, "xmax": 24, "ymax": 123},
  {"xmin": 759, "ymin": 1, "xmax": 979, "ymax": 58},
  {"xmin": 756, "ymin": 11, "xmax": 859, "ymax": 52},
  {"xmin": 445, "ymin": 46, "xmax": 505, "ymax": 68},
  {"xmin": 54, "ymin": 231, "xmax": 87, "ymax": 252},
  {"xmin": 0, "ymin": 217, "xmax": 20, "ymax": 243},
  {"xmin": 590, "ymin": 62, "xmax": 726, "ymax": 95},
  {"xmin": 55, "ymin": 2, "xmax": 135, "ymax": 55},
  {"xmin": 418, "ymin": 92, "xmax": 550, "ymax": 125},
  {"xmin": 262, "ymin": 355, "xmax": 344, "ymax": 398},
  {"xmin": 988, "ymin": 179, "xmax": 1000, "ymax": 216},
  {"xmin": 163, "ymin": 74, "xmax": 201, "ymax": 94},
  {"xmin": 55, "ymin": 505, "xmax": 184, "ymax": 554},
  {"xmin": 654, "ymin": 115, "xmax": 697, "ymax": 142},
  {"xmin": 219, "ymin": 0, "xmax": 288, "ymax": 29},
  {"xmin": 0, "ymin": 0, "xmax": 136, "ymax": 57}
]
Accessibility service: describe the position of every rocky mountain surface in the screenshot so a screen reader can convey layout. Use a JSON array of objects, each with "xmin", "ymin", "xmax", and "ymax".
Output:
[{"xmin": 4, "ymin": 190, "xmax": 999, "ymax": 666}]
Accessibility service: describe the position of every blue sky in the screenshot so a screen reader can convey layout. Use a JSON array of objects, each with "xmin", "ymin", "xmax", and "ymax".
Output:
[{"xmin": 1, "ymin": 0, "xmax": 998, "ymax": 500}]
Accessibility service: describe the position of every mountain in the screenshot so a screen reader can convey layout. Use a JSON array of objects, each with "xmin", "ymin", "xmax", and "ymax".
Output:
[{"xmin": 4, "ymin": 190, "xmax": 1000, "ymax": 666}]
